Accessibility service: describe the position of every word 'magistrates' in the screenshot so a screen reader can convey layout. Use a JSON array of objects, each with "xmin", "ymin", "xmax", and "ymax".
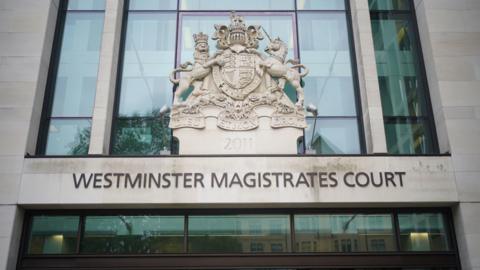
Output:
[{"xmin": 73, "ymin": 171, "xmax": 406, "ymax": 189}]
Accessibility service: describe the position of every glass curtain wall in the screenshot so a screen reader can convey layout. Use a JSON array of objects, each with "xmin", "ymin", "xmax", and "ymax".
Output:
[
  {"xmin": 369, "ymin": 0, "xmax": 437, "ymax": 154},
  {"xmin": 110, "ymin": 0, "xmax": 362, "ymax": 155},
  {"xmin": 39, "ymin": 0, "xmax": 105, "ymax": 155}
]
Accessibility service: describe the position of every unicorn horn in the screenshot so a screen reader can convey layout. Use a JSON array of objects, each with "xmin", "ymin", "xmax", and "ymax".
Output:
[{"xmin": 261, "ymin": 26, "xmax": 272, "ymax": 42}]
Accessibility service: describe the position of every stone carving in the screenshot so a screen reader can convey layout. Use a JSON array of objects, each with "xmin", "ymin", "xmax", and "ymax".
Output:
[
  {"xmin": 258, "ymin": 38, "xmax": 309, "ymax": 108},
  {"xmin": 169, "ymin": 12, "xmax": 308, "ymax": 131},
  {"xmin": 169, "ymin": 32, "xmax": 211, "ymax": 105}
]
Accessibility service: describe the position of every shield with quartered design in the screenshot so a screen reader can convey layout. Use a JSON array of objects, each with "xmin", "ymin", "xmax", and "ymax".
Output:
[{"xmin": 212, "ymin": 51, "xmax": 262, "ymax": 100}]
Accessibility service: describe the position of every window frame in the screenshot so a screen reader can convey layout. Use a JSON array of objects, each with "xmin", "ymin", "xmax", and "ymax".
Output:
[
  {"xmin": 36, "ymin": 0, "xmax": 105, "ymax": 156},
  {"xmin": 109, "ymin": 0, "xmax": 178, "ymax": 155},
  {"xmin": 369, "ymin": 0, "xmax": 439, "ymax": 155},
  {"xmin": 18, "ymin": 208, "xmax": 460, "ymax": 270},
  {"xmin": 298, "ymin": 0, "xmax": 366, "ymax": 155}
]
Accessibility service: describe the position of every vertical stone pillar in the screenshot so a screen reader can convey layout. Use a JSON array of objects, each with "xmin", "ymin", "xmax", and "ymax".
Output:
[
  {"xmin": 0, "ymin": 0, "xmax": 58, "ymax": 268},
  {"xmin": 414, "ymin": 0, "xmax": 480, "ymax": 269},
  {"xmin": 0, "ymin": 206, "xmax": 23, "ymax": 270},
  {"xmin": 349, "ymin": 0, "xmax": 388, "ymax": 154},
  {"xmin": 88, "ymin": 0, "xmax": 124, "ymax": 155}
]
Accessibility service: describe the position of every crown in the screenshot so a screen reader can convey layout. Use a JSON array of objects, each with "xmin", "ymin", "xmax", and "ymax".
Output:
[
  {"xmin": 193, "ymin": 32, "xmax": 208, "ymax": 44},
  {"xmin": 229, "ymin": 12, "xmax": 247, "ymax": 45}
]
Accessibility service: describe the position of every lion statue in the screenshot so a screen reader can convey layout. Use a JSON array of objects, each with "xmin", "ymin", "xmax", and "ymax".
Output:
[
  {"xmin": 257, "ymin": 37, "xmax": 309, "ymax": 107},
  {"xmin": 170, "ymin": 32, "xmax": 211, "ymax": 105}
]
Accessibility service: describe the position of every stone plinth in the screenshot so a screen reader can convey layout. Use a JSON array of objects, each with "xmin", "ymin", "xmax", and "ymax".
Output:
[{"xmin": 173, "ymin": 105, "xmax": 303, "ymax": 155}]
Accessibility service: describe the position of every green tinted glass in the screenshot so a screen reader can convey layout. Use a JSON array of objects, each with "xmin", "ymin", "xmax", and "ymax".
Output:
[
  {"xmin": 294, "ymin": 214, "xmax": 396, "ymax": 252},
  {"xmin": 384, "ymin": 121, "xmax": 434, "ymax": 154},
  {"xmin": 28, "ymin": 216, "xmax": 80, "ymax": 254},
  {"xmin": 370, "ymin": 4, "xmax": 436, "ymax": 154},
  {"xmin": 398, "ymin": 213, "xmax": 450, "ymax": 251},
  {"xmin": 188, "ymin": 215, "xmax": 291, "ymax": 253},
  {"xmin": 369, "ymin": 0, "xmax": 410, "ymax": 11},
  {"xmin": 112, "ymin": 118, "xmax": 171, "ymax": 155},
  {"xmin": 81, "ymin": 216, "xmax": 184, "ymax": 254},
  {"xmin": 371, "ymin": 15, "xmax": 428, "ymax": 117}
]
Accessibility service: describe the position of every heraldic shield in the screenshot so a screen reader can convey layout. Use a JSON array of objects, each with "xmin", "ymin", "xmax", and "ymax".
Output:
[{"xmin": 212, "ymin": 51, "xmax": 262, "ymax": 100}]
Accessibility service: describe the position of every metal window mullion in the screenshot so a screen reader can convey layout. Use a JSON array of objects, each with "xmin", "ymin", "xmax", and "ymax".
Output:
[
  {"xmin": 75, "ymin": 215, "xmax": 85, "ymax": 254},
  {"xmin": 184, "ymin": 215, "xmax": 189, "ymax": 253}
]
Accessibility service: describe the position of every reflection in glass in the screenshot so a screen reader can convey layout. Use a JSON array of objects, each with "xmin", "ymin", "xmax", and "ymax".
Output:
[
  {"xmin": 180, "ymin": 0, "xmax": 294, "ymax": 10},
  {"xmin": 112, "ymin": 118, "xmax": 171, "ymax": 155},
  {"xmin": 189, "ymin": 215, "xmax": 291, "ymax": 253},
  {"xmin": 372, "ymin": 18, "xmax": 427, "ymax": 117},
  {"xmin": 129, "ymin": 0, "xmax": 177, "ymax": 10},
  {"xmin": 44, "ymin": 10, "xmax": 103, "ymax": 155},
  {"xmin": 297, "ymin": 12, "xmax": 360, "ymax": 155},
  {"xmin": 118, "ymin": 13, "xmax": 176, "ymax": 117},
  {"xmin": 305, "ymin": 118, "xmax": 360, "ymax": 154},
  {"xmin": 112, "ymin": 12, "xmax": 176, "ymax": 155},
  {"xmin": 398, "ymin": 213, "xmax": 450, "ymax": 251},
  {"xmin": 27, "ymin": 216, "xmax": 79, "ymax": 254},
  {"xmin": 384, "ymin": 121, "xmax": 434, "ymax": 154},
  {"xmin": 45, "ymin": 119, "xmax": 91, "ymax": 155},
  {"xmin": 68, "ymin": 0, "xmax": 105, "ymax": 10},
  {"xmin": 81, "ymin": 216, "xmax": 184, "ymax": 254},
  {"xmin": 297, "ymin": 0, "xmax": 345, "ymax": 10},
  {"xmin": 295, "ymin": 214, "xmax": 395, "ymax": 252},
  {"xmin": 298, "ymin": 12, "xmax": 354, "ymax": 116},
  {"xmin": 370, "ymin": 7, "xmax": 436, "ymax": 154},
  {"xmin": 51, "ymin": 13, "xmax": 103, "ymax": 116},
  {"xmin": 369, "ymin": 0, "xmax": 410, "ymax": 11}
]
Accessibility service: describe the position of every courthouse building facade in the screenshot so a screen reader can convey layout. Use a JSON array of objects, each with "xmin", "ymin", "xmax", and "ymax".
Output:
[{"xmin": 0, "ymin": 0, "xmax": 479, "ymax": 269}]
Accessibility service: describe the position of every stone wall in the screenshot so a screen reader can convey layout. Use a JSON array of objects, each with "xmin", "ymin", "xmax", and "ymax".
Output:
[{"xmin": 414, "ymin": 0, "xmax": 480, "ymax": 269}]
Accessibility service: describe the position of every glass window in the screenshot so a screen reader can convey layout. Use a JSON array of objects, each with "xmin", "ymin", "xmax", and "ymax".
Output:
[
  {"xmin": 180, "ymin": 0, "xmax": 294, "ymax": 10},
  {"xmin": 398, "ymin": 213, "xmax": 450, "ymax": 251},
  {"xmin": 385, "ymin": 120, "xmax": 434, "ymax": 154},
  {"xmin": 294, "ymin": 214, "xmax": 396, "ymax": 252},
  {"xmin": 43, "ymin": 8, "xmax": 104, "ymax": 155},
  {"xmin": 68, "ymin": 0, "xmax": 106, "ymax": 10},
  {"xmin": 369, "ymin": 1, "xmax": 437, "ymax": 154},
  {"xmin": 45, "ymin": 119, "xmax": 92, "ymax": 155},
  {"xmin": 118, "ymin": 13, "xmax": 176, "ymax": 117},
  {"xmin": 188, "ymin": 215, "xmax": 291, "ymax": 253},
  {"xmin": 369, "ymin": 0, "xmax": 410, "ymax": 11},
  {"xmin": 112, "ymin": 118, "xmax": 171, "ymax": 155},
  {"xmin": 298, "ymin": 12, "xmax": 361, "ymax": 154},
  {"xmin": 81, "ymin": 216, "xmax": 184, "ymax": 254},
  {"xmin": 305, "ymin": 118, "xmax": 360, "ymax": 154},
  {"xmin": 27, "ymin": 216, "xmax": 80, "ymax": 254},
  {"xmin": 111, "ymin": 11, "xmax": 176, "ymax": 155},
  {"xmin": 297, "ymin": 0, "xmax": 345, "ymax": 10},
  {"xmin": 129, "ymin": 0, "xmax": 177, "ymax": 10}
]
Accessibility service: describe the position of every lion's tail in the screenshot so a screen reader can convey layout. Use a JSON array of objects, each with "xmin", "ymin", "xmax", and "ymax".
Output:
[
  {"xmin": 169, "ymin": 62, "xmax": 194, "ymax": 84},
  {"xmin": 291, "ymin": 64, "xmax": 309, "ymax": 77}
]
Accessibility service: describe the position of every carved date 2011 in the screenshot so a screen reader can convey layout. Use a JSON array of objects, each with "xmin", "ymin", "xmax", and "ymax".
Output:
[{"xmin": 224, "ymin": 137, "xmax": 254, "ymax": 151}]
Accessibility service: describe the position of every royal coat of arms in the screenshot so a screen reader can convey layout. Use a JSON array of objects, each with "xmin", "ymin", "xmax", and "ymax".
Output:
[{"xmin": 169, "ymin": 12, "xmax": 309, "ymax": 131}]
